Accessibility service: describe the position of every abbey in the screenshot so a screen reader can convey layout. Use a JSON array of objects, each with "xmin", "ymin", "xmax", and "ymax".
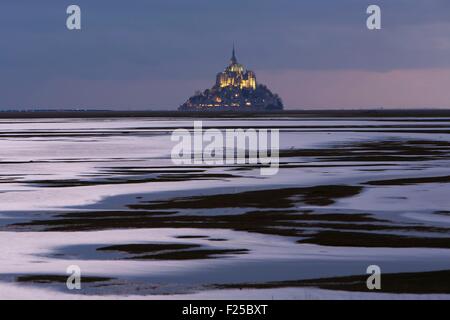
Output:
[
  {"xmin": 179, "ymin": 47, "xmax": 283, "ymax": 111},
  {"xmin": 216, "ymin": 47, "xmax": 256, "ymax": 90}
]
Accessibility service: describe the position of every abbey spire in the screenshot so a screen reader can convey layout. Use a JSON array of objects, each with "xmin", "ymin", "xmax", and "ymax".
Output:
[{"xmin": 231, "ymin": 44, "xmax": 237, "ymax": 64}]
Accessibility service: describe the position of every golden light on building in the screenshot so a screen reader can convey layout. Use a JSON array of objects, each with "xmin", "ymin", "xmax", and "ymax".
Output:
[
  {"xmin": 179, "ymin": 45, "xmax": 284, "ymax": 111},
  {"xmin": 216, "ymin": 47, "xmax": 257, "ymax": 90}
]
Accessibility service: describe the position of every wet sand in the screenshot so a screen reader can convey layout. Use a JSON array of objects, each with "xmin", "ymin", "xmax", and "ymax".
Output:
[{"xmin": 0, "ymin": 115, "xmax": 449, "ymax": 299}]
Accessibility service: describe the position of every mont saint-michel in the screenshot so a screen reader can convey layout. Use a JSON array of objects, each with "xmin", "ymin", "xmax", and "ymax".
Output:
[{"xmin": 179, "ymin": 47, "xmax": 283, "ymax": 111}]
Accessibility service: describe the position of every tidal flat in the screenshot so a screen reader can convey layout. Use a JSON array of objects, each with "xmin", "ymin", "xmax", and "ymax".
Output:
[{"xmin": 0, "ymin": 115, "xmax": 449, "ymax": 299}]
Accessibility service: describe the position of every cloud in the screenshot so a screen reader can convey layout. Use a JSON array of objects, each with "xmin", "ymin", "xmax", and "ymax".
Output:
[
  {"xmin": 258, "ymin": 68, "xmax": 450, "ymax": 109},
  {"xmin": 0, "ymin": 0, "xmax": 449, "ymax": 109}
]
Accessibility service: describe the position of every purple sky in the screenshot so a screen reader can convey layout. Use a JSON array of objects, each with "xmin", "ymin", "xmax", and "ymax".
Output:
[{"xmin": 1, "ymin": 0, "xmax": 450, "ymax": 110}]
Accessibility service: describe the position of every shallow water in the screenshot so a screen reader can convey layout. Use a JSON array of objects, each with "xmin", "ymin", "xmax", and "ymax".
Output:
[{"xmin": 0, "ymin": 116, "xmax": 449, "ymax": 299}]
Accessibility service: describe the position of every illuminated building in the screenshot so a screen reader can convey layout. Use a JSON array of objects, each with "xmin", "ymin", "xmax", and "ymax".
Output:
[
  {"xmin": 216, "ymin": 47, "xmax": 256, "ymax": 90},
  {"xmin": 179, "ymin": 46, "xmax": 283, "ymax": 111}
]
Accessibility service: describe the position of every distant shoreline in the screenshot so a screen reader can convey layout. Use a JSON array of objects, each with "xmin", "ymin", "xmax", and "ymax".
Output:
[{"xmin": 1, "ymin": 109, "xmax": 450, "ymax": 119}]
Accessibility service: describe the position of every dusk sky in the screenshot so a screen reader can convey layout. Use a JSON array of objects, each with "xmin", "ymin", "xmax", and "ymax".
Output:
[{"xmin": 1, "ymin": 0, "xmax": 450, "ymax": 110}]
